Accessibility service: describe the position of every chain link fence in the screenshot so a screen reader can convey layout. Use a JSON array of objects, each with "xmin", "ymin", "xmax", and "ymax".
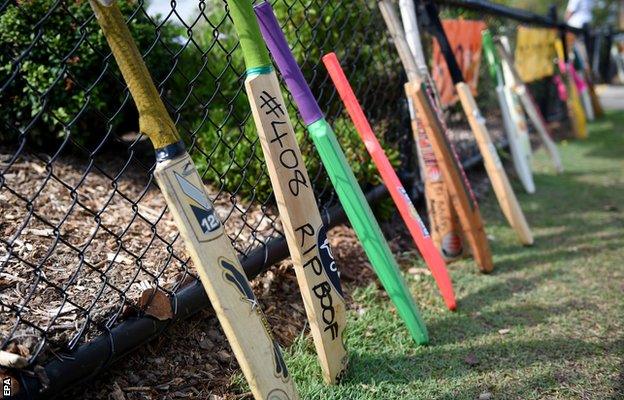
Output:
[{"xmin": 0, "ymin": 0, "xmax": 549, "ymax": 397}]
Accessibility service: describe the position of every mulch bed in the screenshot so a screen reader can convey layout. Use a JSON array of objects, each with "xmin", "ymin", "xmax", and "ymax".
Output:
[{"xmin": 0, "ymin": 121, "xmax": 512, "ymax": 399}]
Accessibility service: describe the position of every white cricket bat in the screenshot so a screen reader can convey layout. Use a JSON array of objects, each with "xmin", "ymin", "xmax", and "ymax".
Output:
[{"xmin": 495, "ymin": 37, "xmax": 564, "ymax": 173}]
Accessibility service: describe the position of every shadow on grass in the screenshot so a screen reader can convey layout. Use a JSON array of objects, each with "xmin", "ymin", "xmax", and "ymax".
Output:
[
  {"xmin": 344, "ymin": 336, "xmax": 620, "ymax": 385},
  {"xmin": 428, "ymin": 299, "xmax": 591, "ymax": 346},
  {"xmin": 480, "ymin": 163, "xmax": 624, "ymax": 275},
  {"xmin": 579, "ymin": 110, "xmax": 624, "ymax": 160}
]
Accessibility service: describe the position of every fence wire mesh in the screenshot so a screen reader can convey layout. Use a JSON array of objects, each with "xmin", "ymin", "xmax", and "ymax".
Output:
[{"xmin": 0, "ymin": 0, "xmax": 532, "ymax": 396}]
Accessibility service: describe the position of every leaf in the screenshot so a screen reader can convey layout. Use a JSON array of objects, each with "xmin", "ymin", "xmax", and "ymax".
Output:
[{"xmin": 137, "ymin": 288, "xmax": 173, "ymax": 321}]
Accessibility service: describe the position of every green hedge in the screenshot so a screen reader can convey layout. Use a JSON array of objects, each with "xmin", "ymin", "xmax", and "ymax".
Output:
[{"xmin": 0, "ymin": 0, "xmax": 180, "ymax": 146}]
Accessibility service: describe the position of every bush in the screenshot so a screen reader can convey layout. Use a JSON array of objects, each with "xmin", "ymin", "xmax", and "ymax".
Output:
[{"xmin": 0, "ymin": 0, "xmax": 180, "ymax": 146}]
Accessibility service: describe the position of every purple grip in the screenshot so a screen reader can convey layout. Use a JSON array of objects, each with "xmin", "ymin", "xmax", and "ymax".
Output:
[{"xmin": 254, "ymin": 2, "xmax": 323, "ymax": 125}]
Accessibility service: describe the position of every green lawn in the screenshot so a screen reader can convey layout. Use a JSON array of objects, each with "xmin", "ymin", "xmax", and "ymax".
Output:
[{"xmin": 273, "ymin": 111, "xmax": 624, "ymax": 399}]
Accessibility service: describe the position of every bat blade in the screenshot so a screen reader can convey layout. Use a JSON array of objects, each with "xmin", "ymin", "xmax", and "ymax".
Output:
[
  {"xmin": 154, "ymin": 154, "xmax": 298, "ymax": 399},
  {"xmin": 482, "ymin": 30, "xmax": 535, "ymax": 194},
  {"xmin": 381, "ymin": 0, "xmax": 465, "ymax": 261},
  {"xmin": 254, "ymin": 1, "xmax": 429, "ymax": 344},
  {"xmin": 495, "ymin": 38, "xmax": 564, "ymax": 172},
  {"xmin": 245, "ymin": 71, "xmax": 348, "ymax": 384},
  {"xmin": 498, "ymin": 38, "xmax": 535, "ymax": 177},
  {"xmin": 455, "ymin": 83, "xmax": 534, "ymax": 246},
  {"xmin": 406, "ymin": 81, "xmax": 494, "ymax": 272},
  {"xmin": 496, "ymin": 85, "xmax": 536, "ymax": 194},
  {"xmin": 322, "ymin": 52, "xmax": 456, "ymax": 311},
  {"xmin": 227, "ymin": 0, "xmax": 347, "ymax": 384},
  {"xmin": 555, "ymin": 39, "xmax": 588, "ymax": 139},
  {"xmin": 89, "ymin": 2, "xmax": 298, "ymax": 398}
]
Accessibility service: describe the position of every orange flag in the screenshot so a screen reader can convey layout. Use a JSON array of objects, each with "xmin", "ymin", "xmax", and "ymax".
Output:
[{"xmin": 432, "ymin": 19, "xmax": 486, "ymax": 106}]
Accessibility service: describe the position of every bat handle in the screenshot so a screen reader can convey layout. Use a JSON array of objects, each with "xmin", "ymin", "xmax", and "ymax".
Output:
[
  {"xmin": 90, "ymin": 0, "xmax": 179, "ymax": 149},
  {"xmin": 227, "ymin": 0, "xmax": 272, "ymax": 70},
  {"xmin": 254, "ymin": 1, "xmax": 323, "ymax": 125},
  {"xmin": 378, "ymin": 0, "xmax": 421, "ymax": 82},
  {"xmin": 422, "ymin": 1, "xmax": 465, "ymax": 85}
]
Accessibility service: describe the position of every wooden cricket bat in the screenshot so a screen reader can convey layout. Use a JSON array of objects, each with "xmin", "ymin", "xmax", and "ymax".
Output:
[
  {"xmin": 555, "ymin": 38, "xmax": 588, "ymax": 139},
  {"xmin": 573, "ymin": 41, "xmax": 604, "ymax": 118},
  {"xmin": 322, "ymin": 52, "xmax": 456, "ymax": 311},
  {"xmin": 89, "ymin": 2, "xmax": 298, "ymax": 399},
  {"xmin": 495, "ymin": 39, "xmax": 564, "ymax": 173},
  {"xmin": 423, "ymin": 0, "xmax": 533, "ymax": 246},
  {"xmin": 566, "ymin": 42, "xmax": 595, "ymax": 121},
  {"xmin": 398, "ymin": 0, "xmax": 443, "ymax": 114},
  {"xmin": 572, "ymin": 67, "xmax": 595, "ymax": 121},
  {"xmin": 227, "ymin": 0, "xmax": 347, "ymax": 384},
  {"xmin": 498, "ymin": 35, "xmax": 534, "ymax": 166},
  {"xmin": 397, "ymin": 0, "xmax": 465, "ymax": 261},
  {"xmin": 254, "ymin": 1, "xmax": 429, "ymax": 345},
  {"xmin": 482, "ymin": 30, "xmax": 535, "ymax": 194},
  {"xmin": 378, "ymin": 0, "xmax": 493, "ymax": 272}
]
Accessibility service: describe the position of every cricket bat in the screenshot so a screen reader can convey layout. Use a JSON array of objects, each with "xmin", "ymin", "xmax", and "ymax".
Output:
[
  {"xmin": 573, "ymin": 42, "xmax": 604, "ymax": 118},
  {"xmin": 554, "ymin": 38, "xmax": 588, "ymax": 139},
  {"xmin": 398, "ymin": 0, "xmax": 443, "ymax": 112},
  {"xmin": 498, "ymin": 35, "xmax": 534, "ymax": 166},
  {"xmin": 226, "ymin": 0, "xmax": 348, "ymax": 384},
  {"xmin": 89, "ymin": 1, "xmax": 298, "ymax": 399},
  {"xmin": 568, "ymin": 48, "xmax": 595, "ymax": 121},
  {"xmin": 254, "ymin": 1, "xmax": 429, "ymax": 344},
  {"xmin": 423, "ymin": 0, "xmax": 533, "ymax": 246},
  {"xmin": 379, "ymin": 0, "xmax": 493, "ymax": 273},
  {"xmin": 322, "ymin": 52, "xmax": 456, "ymax": 311},
  {"xmin": 495, "ymin": 38, "xmax": 564, "ymax": 173},
  {"xmin": 572, "ymin": 66, "xmax": 595, "ymax": 121},
  {"xmin": 397, "ymin": 0, "xmax": 464, "ymax": 261},
  {"xmin": 482, "ymin": 30, "xmax": 535, "ymax": 194}
]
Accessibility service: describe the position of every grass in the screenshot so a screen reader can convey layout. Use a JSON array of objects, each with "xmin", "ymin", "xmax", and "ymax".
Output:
[{"xmin": 270, "ymin": 110, "xmax": 624, "ymax": 399}]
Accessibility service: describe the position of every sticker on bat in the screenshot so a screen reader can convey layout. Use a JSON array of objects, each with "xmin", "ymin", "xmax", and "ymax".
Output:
[
  {"xmin": 297, "ymin": 223, "xmax": 342, "ymax": 340},
  {"xmin": 398, "ymin": 187, "xmax": 430, "ymax": 237},
  {"xmin": 317, "ymin": 225, "xmax": 343, "ymax": 297},
  {"xmin": 174, "ymin": 169, "xmax": 220, "ymax": 234},
  {"xmin": 220, "ymin": 258, "xmax": 290, "ymax": 381}
]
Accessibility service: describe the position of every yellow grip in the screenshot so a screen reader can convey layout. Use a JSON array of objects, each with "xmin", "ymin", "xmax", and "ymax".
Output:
[{"xmin": 90, "ymin": 0, "xmax": 179, "ymax": 148}]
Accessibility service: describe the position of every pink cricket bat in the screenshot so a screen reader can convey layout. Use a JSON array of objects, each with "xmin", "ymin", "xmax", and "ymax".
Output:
[{"xmin": 322, "ymin": 52, "xmax": 456, "ymax": 311}]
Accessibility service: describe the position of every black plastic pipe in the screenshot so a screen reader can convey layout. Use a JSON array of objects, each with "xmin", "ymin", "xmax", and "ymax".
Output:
[{"xmin": 432, "ymin": 0, "xmax": 584, "ymax": 34}]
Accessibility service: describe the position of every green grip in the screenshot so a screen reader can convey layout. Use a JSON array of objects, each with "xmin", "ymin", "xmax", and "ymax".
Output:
[
  {"xmin": 228, "ymin": 0, "xmax": 272, "ymax": 69},
  {"xmin": 308, "ymin": 119, "xmax": 429, "ymax": 345},
  {"xmin": 482, "ymin": 29, "xmax": 503, "ymax": 85}
]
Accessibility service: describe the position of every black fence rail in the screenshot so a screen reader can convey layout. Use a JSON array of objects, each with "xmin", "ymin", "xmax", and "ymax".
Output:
[{"xmin": 0, "ymin": 0, "xmax": 611, "ymax": 398}]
